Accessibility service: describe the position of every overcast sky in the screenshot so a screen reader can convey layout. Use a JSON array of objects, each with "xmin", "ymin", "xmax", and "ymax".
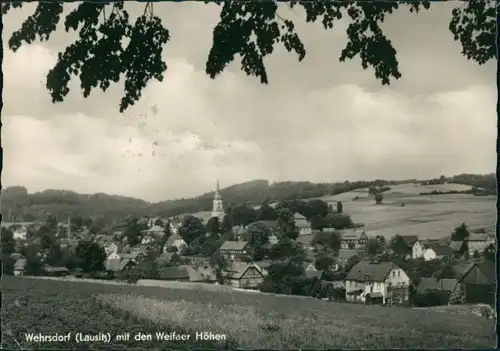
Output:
[{"xmin": 2, "ymin": 3, "xmax": 496, "ymax": 202}]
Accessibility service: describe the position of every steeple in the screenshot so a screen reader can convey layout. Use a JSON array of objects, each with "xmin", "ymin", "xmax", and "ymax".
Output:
[{"xmin": 211, "ymin": 179, "xmax": 224, "ymax": 219}]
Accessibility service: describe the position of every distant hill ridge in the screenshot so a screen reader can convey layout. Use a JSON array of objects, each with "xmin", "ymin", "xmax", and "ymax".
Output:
[{"xmin": 1, "ymin": 173, "xmax": 495, "ymax": 222}]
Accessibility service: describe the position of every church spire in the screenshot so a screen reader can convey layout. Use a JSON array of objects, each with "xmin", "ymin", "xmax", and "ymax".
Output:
[{"xmin": 216, "ymin": 179, "xmax": 220, "ymax": 193}]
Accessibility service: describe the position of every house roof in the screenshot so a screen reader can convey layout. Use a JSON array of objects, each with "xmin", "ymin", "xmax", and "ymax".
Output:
[
  {"xmin": 119, "ymin": 251, "xmax": 140, "ymax": 260},
  {"xmin": 254, "ymin": 259, "xmax": 273, "ymax": 269},
  {"xmin": 467, "ymin": 233, "xmax": 493, "ymax": 242},
  {"xmin": 400, "ymin": 235, "xmax": 419, "ymax": 247},
  {"xmin": 449, "ymin": 241, "xmax": 465, "ymax": 252},
  {"xmin": 471, "ymin": 260, "xmax": 496, "ymax": 282},
  {"xmin": 165, "ymin": 233, "xmax": 185, "ymax": 247},
  {"xmin": 345, "ymin": 261, "xmax": 400, "ymax": 282},
  {"xmin": 296, "ymin": 222, "xmax": 311, "ymax": 229},
  {"xmin": 14, "ymin": 258, "xmax": 27, "ymax": 270},
  {"xmin": 417, "ymin": 278, "xmax": 459, "ymax": 294},
  {"xmin": 306, "ymin": 270, "xmax": 323, "ymax": 280},
  {"xmin": 158, "ymin": 266, "xmax": 190, "ymax": 280},
  {"xmin": 143, "ymin": 225, "xmax": 164, "ymax": 233},
  {"xmin": 186, "ymin": 265, "xmax": 216, "ymax": 282},
  {"xmin": 10, "ymin": 253, "xmax": 25, "ymax": 261},
  {"xmin": 106, "ymin": 258, "xmax": 132, "ymax": 272},
  {"xmin": 224, "ymin": 262, "xmax": 260, "ymax": 279},
  {"xmin": 294, "ymin": 213, "xmax": 307, "ymax": 221},
  {"xmin": 258, "ymin": 221, "xmax": 279, "ymax": 230},
  {"xmin": 425, "ymin": 244, "xmax": 453, "ymax": 256},
  {"xmin": 44, "ymin": 266, "xmax": 70, "ymax": 273},
  {"xmin": 452, "ymin": 262, "xmax": 475, "ymax": 279},
  {"xmin": 341, "ymin": 230, "xmax": 368, "ymax": 240},
  {"xmin": 218, "ymin": 240, "xmax": 248, "ymax": 251}
]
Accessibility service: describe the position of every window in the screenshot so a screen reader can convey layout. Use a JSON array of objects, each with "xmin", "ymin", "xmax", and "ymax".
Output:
[
  {"xmin": 392, "ymin": 271, "xmax": 395, "ymax": 277},
  {"xmin": 397, "ymin": 271, "xmax": 400, "ymax": 278}
]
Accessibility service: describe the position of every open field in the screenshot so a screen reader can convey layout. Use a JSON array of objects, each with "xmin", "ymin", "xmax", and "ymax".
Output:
[
  {"xmin": 3, "ymin": 276, "xmax": 496, "ymax": 349},
  {"xmin": 312, "ymin": 183, "xmax": 496, "ymax": 239}
]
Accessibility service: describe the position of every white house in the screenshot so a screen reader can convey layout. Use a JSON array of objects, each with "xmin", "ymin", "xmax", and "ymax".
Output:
[
  {"xmin": 303, "ymin": 262, "xmax": 317, "ymax": 272},
  {"xmin": 163, "ymin": 233, "xmax": 187, "ymax": 252},
  {"xmin": 104, "ymin": 242, "xmax": 120, "ymax": 256},
  {"xmin": 340, "ymin": 230, "xmax": 369, "ymax": 250},
  {"xmin": 107, "ymin": 251, "xmax": 121, "ymax": 260},
  {"xmin": 411, "ymin": 240, "xmax": 425, "ymax": 259},
  {"xmin": 422, "ymin": 244, "xmax": 454, "ymax": 261},
  {"xmin": 294, "ymin": 213, "xmax": 312, "ymax": 236},
  {"xmin": 344, "ymin": 261, "xmax": 410, "ymax": 305},
  {"xmin": 268, "ymin": 234, "xmax": 278, "ymax": 245}
]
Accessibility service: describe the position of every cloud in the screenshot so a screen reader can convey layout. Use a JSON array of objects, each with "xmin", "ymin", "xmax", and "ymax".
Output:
[{"xmin": 1, "ymin": 3, "xmax": 496, "ymax": 201}]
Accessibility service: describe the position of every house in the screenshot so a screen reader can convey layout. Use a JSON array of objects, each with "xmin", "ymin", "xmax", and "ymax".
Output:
[
  {"xmin": 416, "ymin": 277, "xmax": 460, "ymax": 295},
  {"xmin": 449, "ymin": 241, "xmax": 467, "ymax": 256},
  {"xmin": 168, "ymin": 219, "xmax": 182, "ymax": 234},
  {"xmin": 105, "ymin": 258, "xmax": 135, "ymax": 273},
  {"xmin": 345, "ymin": 261, "xmax": 410, "ymax": 305},
  {"xmin": 13, "ymin": 258, "xmax": 27, "ymax": 276},
  {"xmin": 411, "ymin": 240, "xmax": 425, "ymax": 259},
  {"xmin": 457, "ymin": 260, "xmax": 495, "ymax": 305},
  {"xmin": 294, "ymin": 213, "xmax": 312, "ymax": 236},
  {"xmin": 422, "ymin": 244, "xmax": 454, "ymax": 261},
  {"xmin": 217, "ymin": 240, "xmax": 249, "ymax": 261},
  {"xmin": 303, "ymin": 262, "xmax": 317, "ymax": 272},
  {"xmin": 155, "ymin": 252, "xmax": 175, "ymax": 267},
  {"xmin": 141, "ymin": 225, "xmax": 165, "ymax": 236},
  {"xmin": 254, "ymin": 259, "xmax": 273, "ymax": 276},
  {"xmin": 306, "ymin": 270, "xmax": 324, "ymax": 280},
  {"xmin": 43, "ymin": 265, "xmax": 70, "ymax": 277},
  {"xmin": 163, "ymin": 233, "xmax": 187, "ymax": 252},
  {"xmin": 158, "ymin": 266, "xmax": 191, "ymax": 282},
  {"xmin": 392, "ymin": 235, "xmax": 419, "ymax": 258},
  {"xmin": 95, "ymin": 235, "xmax": 115, "ymax": 248},
  {"xmin": 107, "ymin": 251, "xmax": 121, "ymax": 260},
  {"xmin": 10, "ymin": 253, "xmax": 26, "ymax": 261},
  {"xmin": 223, "ymin": 262, "xmax": 264, "ymax": 289},
  {"xmin": 268, "ymin": 234, "xmax": 278, "ymax": 245},
  {"xmin": 119, "ymin": 250, "xmax": 145, "ymax": 262},
  {"xmin": 340, "ymin": 230, "xmax": 369, "ymax": 249},
  {"xmin": 466, "ymin": 233, "xmax": 495, "ymax": 256},
  {"xmin": 104, "ymin": 241, "xmax": 121, "ymax": 256}
]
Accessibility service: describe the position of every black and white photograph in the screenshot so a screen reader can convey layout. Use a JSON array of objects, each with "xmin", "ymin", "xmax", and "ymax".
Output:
[{"xmin": 1, "ymin": 1, "xmax": 497, "ymax": 350}]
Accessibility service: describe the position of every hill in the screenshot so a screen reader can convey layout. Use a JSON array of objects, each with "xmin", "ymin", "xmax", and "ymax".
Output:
[
  {"xmin": 1, "ymin": 173, "xmax": 495, "ymax": 225},
  {"xmin": 3, "ymin": 277, "xmax": 495, "ymax": 349}
]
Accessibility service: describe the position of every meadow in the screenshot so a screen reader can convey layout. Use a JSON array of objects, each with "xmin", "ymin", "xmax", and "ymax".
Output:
[
  {"xmin": 314, "ymin": 183, "xmax": 496, "ymax": 239},
  {"xmin": 3, "ymin": 276, "xmax": 496, "ymax": 350}
]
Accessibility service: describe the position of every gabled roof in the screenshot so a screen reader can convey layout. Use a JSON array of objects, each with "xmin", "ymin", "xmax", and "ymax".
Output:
[
  {"xmin": 254, "ymin": 259, "xmax": 273, "ymax": 269},
  {"xmin": 106, "ymin": 258, "xmax": 133, "ymax": 272},
  {"xmin": 345, "ymin": 261, "xmax": 401, "ymax": 282},
  {"xmin": 399, "ymin": 235, "xmax": 419, "ymax": 247},
  {"xmin": 337, "ymin": 249, "xmax": 361, "ymax": 260},
  {"xmin": 452, "ymin": 262, "xmax": 475, "ymax": 279},
  {"xmin": 224, "ymin": 262, "xmax": 261, "ymax": 279},
  {"xmin": 425, "ymin": 244, "xmax": 453, "ymax": 256},
  {"xmin": 44, "ymin": 266, "xmax": 70, "ymax": 273},
  {"xmin": 467, "ymin": 233, "xmax": 494, "ymax": 242},
  {"xmin": 165, "ymin": 233, "xmax": 186, "ymax": 247},
  {"xmin": 468, "ymin": 260, "xmax": 496, "ymax": 282},
  {"xmin": 417, "ymin": 278, "xmax": 459, "ymax": 294},
  {"xmin": 449, "ymin": 241, "xmax": 465, "ymax": 252},
  {"xmin": 294, "ymin": 213, "xmax": 307, "ymax": 221},
  {"xmin": 218, "ymin": 240, "xmax": 248, "ymax": 251},
  {"xmin": 306, "ymin": 270, "xmax": 324, "ymax": 280},
  {"xmin": 158, "ymin": 266, "xmax": 190, "ymax": 280},
  {"xmin": 341, "ymin": 230, "xmax": 368, "ymax": 241},
  {"xmin": 143, "ymin": 225, "xmax": 164, "ymax": 233}
]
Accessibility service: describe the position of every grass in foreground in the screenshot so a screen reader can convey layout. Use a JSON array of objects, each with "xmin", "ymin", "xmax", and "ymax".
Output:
[{"xmin": 2, "ymin": 276, "xmax": 496, "ymax": 349}]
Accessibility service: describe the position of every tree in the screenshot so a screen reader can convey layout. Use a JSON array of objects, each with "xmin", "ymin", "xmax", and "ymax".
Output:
[
  {"xmin": 246, "ymin": 222, "xmax": 271, "ymax": 261},
  {"xmin": 451, "ymin": 223, "xmax": 469, "ymax": 242},
  {"xmin": 325, "ymin": 213, "xmax": 353, "ymax": 230},
  {"xmin": 312, "ymin": 230, "xmax": 341, "ymax": 253},
  {"xmin": 206, "ymin": 217, "xmax": 222, "ymax": 235},
  {"xmin": 210, "ymin": 253, "xmax": 229, "ymax": 284},
  {"xmin": 375, "ymin": 235, "xmax": 386, "ymax": 246},
  {"xmin": 365, "ymin": 238, "xmax": 384, "ymax": 257},
  {"xmin": 221, "ymin": 214, "xmax": 232, "ymax": 233},
  {"xmin": 374, "ymin": 193, "xmax": 384, "ymax": 204},
  {"xmin": 389, "ymin": 235, "xmax": 410, "ymax": 256},
  {"xmin": 45, "ymin": 215, "xmax": 58, "ymax": 232},
  {"xmin": 178, "ymin": 215, "xmax": 206, "ymax": 245},
  {"xmin": 74, "ymin": 240, "xmax": 106, "ymax": 273},
  {"xmin": 277, "ymin": 208, "xmax": 299, "ymax": 240},
  {"xmin": 1, "ymin": 228, "xmax": 16, "ymax": 255},
  {"xmin": 336, "ymin": 201, "xmax": 343, "ymax": 214},
  {"xmin": 305, "ymin": 200, "xmax": 329, "ymax": 219},
  {"xmin": 230, "ymin": 204, "xmax": 258, "ymax": 226},
  {"xmin": 3, "ymin": 2, "xmax": 494, "ymax": 113},
  {"xmin": 45, "ymin": 243, "xmax": 64, "ymax": 266},
  {"xmin": 39, "ymin": 226, "xmax": 56, "ymax": 250},
  {"xmin": 257, "ymin": 201, "xmax": 278, "ymax": 221},
  {"xmin": 123, "ymin": 217, "xmax": 143, "ymax": 247},
  {"xmin": 315, "ymin": 253, "xmax": 336, "ymax": 271},
  {"xmin": 368, "ymin": 186, "xmax": 378, "ymax": 196},
  {"xmin": 2, "ymin": 254, "xmax": 15, "ymax": 275}
]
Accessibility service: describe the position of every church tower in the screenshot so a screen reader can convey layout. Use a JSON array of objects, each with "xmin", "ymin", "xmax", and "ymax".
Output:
[{"xmin": 211, "ymin": 180, "xmax": 225, "ymax": 220}]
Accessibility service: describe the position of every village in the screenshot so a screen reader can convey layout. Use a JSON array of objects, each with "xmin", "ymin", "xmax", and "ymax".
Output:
[{"xmin": 2, "ymin": 181, "xmax": 496, "ymax": 310}]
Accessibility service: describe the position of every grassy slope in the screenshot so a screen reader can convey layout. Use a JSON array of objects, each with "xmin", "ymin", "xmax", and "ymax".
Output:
[{"xmin": 3, "ymin": 277, "xmax": 496, "ymax": 349}]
